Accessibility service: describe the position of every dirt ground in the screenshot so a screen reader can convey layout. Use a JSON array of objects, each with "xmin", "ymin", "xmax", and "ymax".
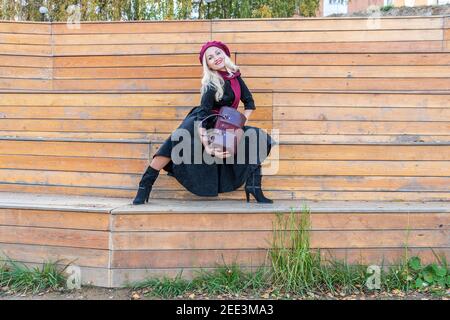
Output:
[
  {"xmin": 328, "ymin": 4, "xmax": 450, "ymax": 17},
  {"xmin": 1, "ymin": 286, "xmax": 448, "ymax": 300}
]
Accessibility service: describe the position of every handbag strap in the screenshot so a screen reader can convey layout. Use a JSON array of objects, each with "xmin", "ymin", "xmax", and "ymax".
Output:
[{"xmin": 197, "ymin": 113, "xmax": 226, "ymax": 130}]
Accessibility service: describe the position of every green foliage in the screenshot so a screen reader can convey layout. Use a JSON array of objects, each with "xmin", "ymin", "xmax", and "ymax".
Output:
[
  {"xmin": 298, "ymin": 0, "xmax": 320, "ymax": 17},
  {"xmin": 191, "ymin": 264, "xmax": 269, "ymax": 295},
  {"xmin": 380, "ymin": 5, "xmax": 394, "ymax": 12},
  {"xmin": 129, "ymin": 271, "xmax": 193, "ymax": 298},
  {"xmin": 380, "ymin": 251, "xmax": 449, "ymax": 296},
  {"xmin": 0, "ymin": 0, "xmax": 321, "ymax": 22},
  {"xmin": 0, "ymin": 257, "xmax": 67, "ymax": 294},
  {"xmin": 129, "ymin": 264, "xmax": 269, "ymax": 298},
  {"xmin": 406, "ymin": 255, "xmax": 448, "ymax": 290}
]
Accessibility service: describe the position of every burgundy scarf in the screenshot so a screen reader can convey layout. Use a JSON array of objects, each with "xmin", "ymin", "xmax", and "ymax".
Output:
[{"xmin": 217, "ymin": 69, "xmax": 241, "ymax": 109}]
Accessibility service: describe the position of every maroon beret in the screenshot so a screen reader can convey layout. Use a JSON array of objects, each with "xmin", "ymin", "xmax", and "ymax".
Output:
[{"xmin": 199, "ymin": 40, "xmax": 231, "ymax": 65}]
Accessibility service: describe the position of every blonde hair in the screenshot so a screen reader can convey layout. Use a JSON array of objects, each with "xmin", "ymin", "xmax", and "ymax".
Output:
[{"xmin": 200, "ymin": 50, "xmax": 240, "ymax": 102}]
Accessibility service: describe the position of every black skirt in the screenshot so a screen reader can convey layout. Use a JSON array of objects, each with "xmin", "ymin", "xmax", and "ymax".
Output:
[{"xmin": 152, "ymin": 105, "xmax": 277, "ymax": 197}]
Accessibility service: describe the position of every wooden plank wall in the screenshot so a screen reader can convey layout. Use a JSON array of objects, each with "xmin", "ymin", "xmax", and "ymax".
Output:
[
  {"xmin": 0, "ymin": 17, "xmax": 449, "ymax": 201},
  {"xmin": 0, "ymin": 206, "xmax": 111, "ymax": 287},
  {"xmin": 110, "ymin": 206, "xmax": 449, "ymax": 286},
  {"xmin": 0, "ymin": 21, "xmax": 51, "ymax": 90}
]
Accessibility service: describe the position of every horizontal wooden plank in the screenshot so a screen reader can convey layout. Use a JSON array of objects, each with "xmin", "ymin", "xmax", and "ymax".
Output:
[
  {"xmin": 0, "ymin": 208, "xmax": 109, "ymax": 230},
  {"xmin": 52, "ymin": 78, "xmax": 202, "ymax": 91},
  {"xmin": 52, "ymin": 53, "xmax": 450, "ymax": 72},
  {"xmin": 0, "ymin": 183, "xmax": 448, "ymax": 201},
  {"xmin": 53, "ymin": 41, "xmax": 445, "ymax": 56},
  {"xmin": 0, "ymin": 33, "xmax": 51, "ymax": 45},
  {"xmin": 4, "ymin": 119, "xmax": 450, "ymax": 135},
  {"xmin": 248, "ymin": 65, "xmax": 450, "ymax": 78},
  {"xmin": 134, "ymin": 174, "xmax": 450, "ymax": 192},
  {"xmin": 0, "ymin": 55, "xmax": 52, "ymax": 67},
  {"xmin": 0, "ymin": 183, "xmax": 134, "ymax": 198},
  {"xmin": 0, "ymin": 92, "xmax": 272, "ymax": 107},
  {"xmin": 154, "ymin": 144, "xmax": 450, "ymax": 160},
  {"xmin": 2, "ymin": 131, "xmax": 450, "ymax": 145},
  {"xmin": 112, "ymin": 248, "xmax": 450, "ymax": 269},
  {"xmin": 0, "ymin": 106, "xmax": 272, "ymax": 121},
  {"xmin": 53, "ymin": 33, "xmax": 210, "ymax": 45},
  {"xmin": 0, "ymin": 22, "xmax": 50, "ymax": 34},
  {"xmin": 273, "ymin": 92, "xmax": 450, "ymax": 108},
  {"xmin": 52, "ymin": 65, "xmax": 450, "ymax": 79},
  {"xmin": 1, "ymin": 154, "xmax": 448, "ymax": 176},
  {"xmin": 267, "ymin": 160, "xmax": 450, "ymax": 176},
  {"xmin": 0, "ymin": 243, "xmax": 108, "ymax": 268},
  {"xmin": 0, "ymin": 225, "xmax": 109, "ymax": 249},
  {"xmin": 51, "ymin": 77, "xmax": 450, "ymax": 92},
  {"xmin": 212, "ymin": 17, "xmax": 444, "ymax": 32},
  {"xmin": 112, "ymin": 230, "xmax": 449, "ymax": 250},
  {"xmin": 53, "ymin": 66, "xmax": 200, "ymax": 79},
  {"xmin": 149, "ymin": 190, "xmax": 450, "ymax": 202},
  {"xmin": 112, "ymin": 212, "xmax": 448, "ymax": 232},
  {"xmin": 273, "ymin": 121, "xmax": 449, "ymax": 135},
  {"xmin": 52, "ymin": 30, "xmax": 443, "ymax": 45},
  {"xmin": 0, "ymin": 66, "xmax": 51, "ymax": 79},
  {"xmin": 1, "ymin": 169, "xmax": 449, "ymax": 192},
  {"xmin": 212, "ymin": 30, "xmax": 443, "ymax": 44},
  {"xmin": 0, "ymin": 131, "xmax": 153, "ymax": 142},
  {"xmin": 0, "ymin": 154, "xmax": 147, "ymax": 174},
  {"xmin": 0, "ymin": 78, "xmax": 52, "ymax": 90},
  {"xmin": 236, "ymin": 53, "xmax": 450, "ymax": 66},
  {"xmin": 273, "ymin": 106, "xmax": 450, "ymax": 122},
  {"xmin": 0, "ymin": 169, "xmax": 139, "ymax": 189},
  {"xmin": 276, "ymin": 134, "xmax": 450, "ymax": 145},
  {"xmin": 52, "ymin": 20, "xmax": 211, "ymax": 34},
  {"xmin": 0, "ymin": 44, "xmax": 51, "ymax": 56},
  {"xmin": 0, "ymin": 119, "xmax": 271, "ymax": 132},
  {"xmin": 0, "ymin": 140, "xmax": 149, "ymax": 159},
  {"xmin": 53, "ymin": 54, "xmax": 197, "ymax": 68}
]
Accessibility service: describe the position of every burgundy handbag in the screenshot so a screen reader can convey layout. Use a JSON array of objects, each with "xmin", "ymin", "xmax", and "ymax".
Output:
[{"xmin": 197, "ymin": 106, "xmax": 247, "ymax": 156}]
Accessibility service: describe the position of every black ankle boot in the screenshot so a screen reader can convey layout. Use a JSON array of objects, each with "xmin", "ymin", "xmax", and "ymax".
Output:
[
  {"xmin": 133, "ymin": 165, "xmax": 160, "ymax": 205},
  {"xmin": 244, "ymin": 164, "xmax": 273, "ymax": 203}
]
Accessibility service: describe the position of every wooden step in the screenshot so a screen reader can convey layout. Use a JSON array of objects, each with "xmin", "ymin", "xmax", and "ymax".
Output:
[{"xmin": 0, "ymin": 191, "xmax": 448, "ymax": 287}]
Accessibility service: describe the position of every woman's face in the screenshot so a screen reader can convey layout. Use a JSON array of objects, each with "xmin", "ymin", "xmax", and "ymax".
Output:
[{"xmin": 205, "ymin": 46, "xmax": 226, "ymax": 72}]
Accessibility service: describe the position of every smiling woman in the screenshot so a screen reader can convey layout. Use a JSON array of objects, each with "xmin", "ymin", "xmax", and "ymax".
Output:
[{"xmin": 132, "ymin": 40, "xmax": 276, "ymax": 205}]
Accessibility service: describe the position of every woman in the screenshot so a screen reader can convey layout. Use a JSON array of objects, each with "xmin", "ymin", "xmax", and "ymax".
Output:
[{"xmin": 133, "ymin": 40, "xmax": 276, "ymax": 205}]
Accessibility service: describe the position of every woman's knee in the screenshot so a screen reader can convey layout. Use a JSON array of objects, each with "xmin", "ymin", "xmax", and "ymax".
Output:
[{"xmin": 150, "ymin": 155, "xmax": 171, "ymax": 171}]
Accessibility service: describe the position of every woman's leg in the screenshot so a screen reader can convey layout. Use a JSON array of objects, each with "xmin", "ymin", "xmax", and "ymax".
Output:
[
  {"xmin": 133, "ymin": 155, "xmax": 170, "ymax": 205},
  {"xmin": 150, "ymin": 155, "xmax": 171, "ymax": 171}
]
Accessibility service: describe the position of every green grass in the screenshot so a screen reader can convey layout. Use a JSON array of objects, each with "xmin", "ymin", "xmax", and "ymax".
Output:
[
  {"xmin": 269, "ymin": 204, "xmax": 367, "ymax": 295},
  {"xmin": 191, "ymin": 263, "xmax": 270, "ymax": 296},
  {"xmin": 129, "ymin": 271, "xmax": 193, "ymax": 298},
  {"xmin": 129, "ymin": 263, "xmax": 270, "ymax": 298},
  {"xmin": 128, "ymin": 203, "xmax": 449, "ymax": 299},
  {"xmin": 0, "ymin": 257, "xmax": 68, "ymax": 294}
]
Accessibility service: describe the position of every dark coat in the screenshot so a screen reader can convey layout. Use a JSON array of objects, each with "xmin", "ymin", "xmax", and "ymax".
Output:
[{"xmin": 152, "ymin": 75, "xmax": 276, "ymax": 197}]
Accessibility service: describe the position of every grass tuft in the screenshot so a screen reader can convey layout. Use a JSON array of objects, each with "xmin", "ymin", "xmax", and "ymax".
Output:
[{"xmin": 0, "ymin": 256, "xmax": 68, "ymax": 295}]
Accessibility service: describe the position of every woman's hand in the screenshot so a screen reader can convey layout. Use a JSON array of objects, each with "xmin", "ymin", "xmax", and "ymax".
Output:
[
  {"xmin": 212, "ymin": 148, "xmax": 232, "ymax": 158},
  {"xmin": 204, "ymin": 145, "xmax": 232, "ymax": 158},
  {"xmin": 243, "ymin": 110, "xmax": 253, "ymax": 126}
]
